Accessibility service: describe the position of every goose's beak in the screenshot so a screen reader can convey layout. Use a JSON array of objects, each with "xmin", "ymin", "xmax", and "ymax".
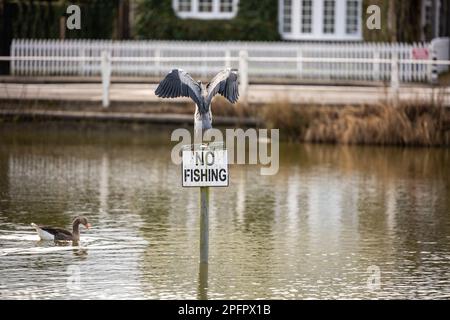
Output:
[{"xmin": 85, "ymin": 223, "xmax": 91, "ymax": 229}]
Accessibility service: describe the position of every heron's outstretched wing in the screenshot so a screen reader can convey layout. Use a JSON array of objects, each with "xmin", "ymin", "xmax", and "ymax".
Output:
[
  {"xmin": 155, "ymin": 69, "xmax": 204, "ymax": 111},
  {"xmin": 206, "ymin": 68, "xmax": 239, "ymax": 106}
]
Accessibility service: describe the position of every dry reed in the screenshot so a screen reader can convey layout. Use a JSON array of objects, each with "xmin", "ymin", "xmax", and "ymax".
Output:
[{"xmin": 262, "ymin": 100, "xmax": 450, "ymax": 146}]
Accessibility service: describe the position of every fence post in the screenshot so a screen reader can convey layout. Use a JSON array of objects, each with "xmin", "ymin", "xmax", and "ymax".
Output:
[
  {"xmin": 373, "ymin": 51, "xmax": 380, "ymax": 82},
  {"xmin": 101, "ymin": 51, "xmax": 112, "ymax": 108},
  {"xmin": 224, "ymin": 49, "xmax": 231, "ymax": 69},
  {"xmin": 390, "ymin": 52, "xmax": 399, "ymax": 107},
  {"xmin": 239, "ymin": 50, "xmax": 248, "ymax": 104},
  {"xmin": 154, "ymin": 48, "xmax": 161, "ymax": 77},
  {"xmin": 297, "ymin": 48, "xmax": 303, "ymax": 80}
]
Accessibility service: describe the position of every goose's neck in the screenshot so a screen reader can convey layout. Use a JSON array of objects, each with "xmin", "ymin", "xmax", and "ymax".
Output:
[{"xmin": 72, "ymin": 221, "xmax": 80, "ymax": 240}]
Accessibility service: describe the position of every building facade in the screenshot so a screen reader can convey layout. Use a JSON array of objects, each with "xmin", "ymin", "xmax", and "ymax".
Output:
[
  {"xmin": 1, "ymin": 0, "xmax": 449, "ymax": 43},
  {"xmin": 137, "ymin": 0, "xmax": 449, "ymax": 42},
  {"xmin": 278, "ymin": 0, "xmax": 363, "ymax": 41}
]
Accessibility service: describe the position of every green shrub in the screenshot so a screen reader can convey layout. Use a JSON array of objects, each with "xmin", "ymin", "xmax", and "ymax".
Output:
[{"xmin": 135, "ymin": 0, "xmax": 280, "ymax": 41}]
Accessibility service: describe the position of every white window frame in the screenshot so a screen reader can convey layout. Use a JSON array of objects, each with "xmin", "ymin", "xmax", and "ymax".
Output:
[
  {"xmin": 173, "ymin": 0, "xmax": 239, "ymax": 20},
  {"xmin": 300, "ymin": 0, "xmax": 313, "ymax": 34},
  {"xmin": 345, "ymin": 0, "xmax": 360, "ymax": 35},
  {"xmin": 323, "ymin": 0, "xmax": 336, "ymax": 34},
  {"xmin": 282, "ymin": 0, "xmax": 293, "ymax": 33},
  {"xmin": 279, "ymin": 0, "xmax": 362, "ymax": 41}
]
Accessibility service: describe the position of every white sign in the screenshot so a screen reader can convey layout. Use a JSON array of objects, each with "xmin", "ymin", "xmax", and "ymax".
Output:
[{"xmin": 182, "ymin": 149, "xmax": 229, "ymax": 187}]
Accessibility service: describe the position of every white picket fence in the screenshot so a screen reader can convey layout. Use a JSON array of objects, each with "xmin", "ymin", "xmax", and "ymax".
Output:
[{"xmin": 9, "ymin": 39, "xmax": 439, "ymax": 83}]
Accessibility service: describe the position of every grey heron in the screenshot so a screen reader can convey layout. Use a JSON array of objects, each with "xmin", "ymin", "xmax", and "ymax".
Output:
[{"xmin": 155, "ymin": 68, "xmax": 239, "ymax": 135}]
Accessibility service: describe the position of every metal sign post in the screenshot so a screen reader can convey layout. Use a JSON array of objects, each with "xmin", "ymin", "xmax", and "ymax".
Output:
[
  {"xmin": 199, "ymin": 186, "xmax": 209, "ymax": 264},
  {"xmin": 182, "ymin": 142, "xmax": 228, "ymax": 264}
]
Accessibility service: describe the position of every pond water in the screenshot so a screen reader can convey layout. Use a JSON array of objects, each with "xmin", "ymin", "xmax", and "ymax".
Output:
[{"xmin": 0, "ymin": 122, "xmax": 449, "ymax": 299}]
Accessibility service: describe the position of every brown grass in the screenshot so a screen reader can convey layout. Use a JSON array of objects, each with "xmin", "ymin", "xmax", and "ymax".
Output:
[
  {"xmin": 262, "ymin": 101, "xmax": 450, "ymax": 146},
  {"xmin": 209, "ymin": 96, "xmax": 256, "ymax": 118}
]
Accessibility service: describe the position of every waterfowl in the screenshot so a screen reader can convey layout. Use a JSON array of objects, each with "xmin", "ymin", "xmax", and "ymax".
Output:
[
  {"xmin": 31, "ymin": 216, "xmax": 91, "ymax": 241},
  {"xmin": 155, "ymin": 68, "xmax": 239, "ymax": 136}
]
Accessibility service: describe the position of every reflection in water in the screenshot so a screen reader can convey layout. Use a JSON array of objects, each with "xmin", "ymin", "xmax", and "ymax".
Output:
[
  {"xmin": 0, "ymin": 123, "xmax": 449, "ymax": 299},
  {"xmin": 72, "ymin": 248, "xmax": 88, "ymax": 259},
  {"xmin": 99, "ymin": 153, "xmax": 109, "ymax": 216},
  {"xmin": 198, "ymin": 263, "xmax": 208, "ymax": 300}
]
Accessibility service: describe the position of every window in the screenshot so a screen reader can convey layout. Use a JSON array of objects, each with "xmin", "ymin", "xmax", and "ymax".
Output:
[
  {"xmin": 220, "ymin": 0, "xmax": 233, "ymax": 12},
  {"xmin": 422, "ymin": 0, "xmax": 438, "ymax": 40},
  {"xmin": 199, "ymin": 0, "xmax": 213, "ymax": 12},
  {"xmin": 173, "ymin": 0, "xmax": 238, "ymax": 19},
  {"xmin": 279, "ymin": 0, "xmax": 362, "ymax": 40},
  {"xmin": 283, "ymin": 0, "xmax": 292, "ymax": 33},
  {"xmin": 345, "ymin": 0, "xmax": 359, "ymax": 34},
  {"xmin": 178, "ymin": 0, "xmax": 191, "ymax": 12},
  {"xmin": 301, "ymin": 0, "xmax": 313, "ymax": 33},
  {"xmin": 323, "ymin": 0, "xmax": 335, "ymax": 34}
]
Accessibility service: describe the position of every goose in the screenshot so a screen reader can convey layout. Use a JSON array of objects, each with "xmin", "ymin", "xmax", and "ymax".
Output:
[
  {"xmin": 31, "ymin": 216, "xmax": 91, "ymax": 241},
  {"xmin": 155, "ymin": 68, "xmax": 239, "ymax": 136}
]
